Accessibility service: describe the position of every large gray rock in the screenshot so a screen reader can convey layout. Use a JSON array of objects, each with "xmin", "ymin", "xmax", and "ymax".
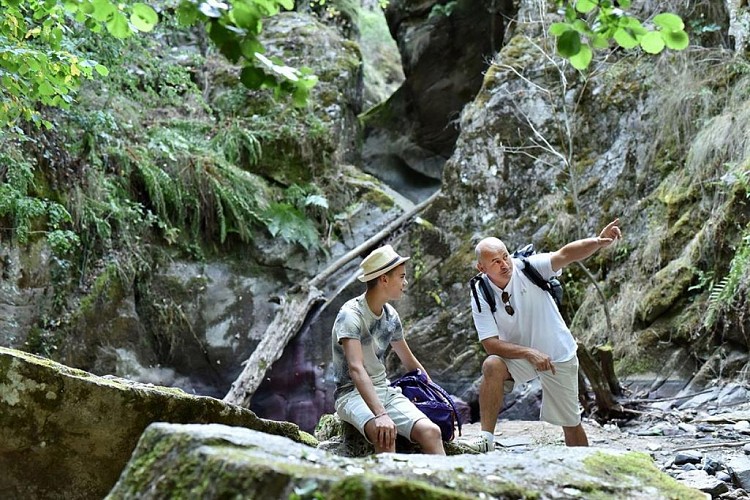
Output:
[
  {"xmin": 107, "ymin": 422, "xmax": 706, "ymax": 499},
  {"xmin": 0, "ymin": 347, "xmax": 311, "ymax": 500},
  {"xmin": 362, "ymin": 0, "xmax": 515, "ymax": 188}
]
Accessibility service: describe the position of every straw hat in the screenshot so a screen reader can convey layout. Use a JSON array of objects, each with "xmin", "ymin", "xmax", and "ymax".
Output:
[{"xmin": 357, "ymin": 245, "xmax": 410, "ymax": 282}]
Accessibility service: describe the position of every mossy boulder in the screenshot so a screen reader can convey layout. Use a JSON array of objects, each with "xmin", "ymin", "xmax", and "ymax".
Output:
[
  {"xmin": 107, "ymin": 422, "xmax": 704, "ymax": 499},
  {"xmin": 0, "ymin": 347, "xmax": 310, "ymax": 500}
]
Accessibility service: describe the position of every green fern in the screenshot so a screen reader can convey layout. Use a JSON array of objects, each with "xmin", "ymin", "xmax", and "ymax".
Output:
[
  {"xmin": 262, "ymin": 202, "xmax": 320, "ymax": 250},
  {"xmin": 211, "ymin": 122, "xmax": 262, "ymax": 168},
  {"xmin": 704, "ymin": 230, "xmax": 750, "ymax": 329}
]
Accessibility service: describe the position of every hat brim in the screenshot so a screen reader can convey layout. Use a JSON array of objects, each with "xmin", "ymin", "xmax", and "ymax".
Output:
[{"xmin": 357, "ymin": 256, "xmax": 410, "ymax": 282}]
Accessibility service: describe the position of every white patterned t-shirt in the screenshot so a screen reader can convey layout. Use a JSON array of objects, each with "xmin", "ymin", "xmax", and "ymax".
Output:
[{"xmin": 331, "ymin": 294, "xmax": 404, "ymax": 399}]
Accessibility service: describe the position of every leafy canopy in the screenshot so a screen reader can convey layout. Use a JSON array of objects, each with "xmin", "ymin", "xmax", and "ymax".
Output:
[
  {"xmin": 0, "ymin": 0, "xmax": 318, "ymax": 130},
  {"xmin": 550, "ymin": 0, "xmax": 690, "ymax": 70}
]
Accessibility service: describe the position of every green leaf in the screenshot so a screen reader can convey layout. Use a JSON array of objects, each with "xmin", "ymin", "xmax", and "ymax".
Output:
[
  {"xmin": 557, "ymin": 30, "xmax": 581, "ymax": 58},
  {"xmin": 240, "ymin": 36, "xmax": 265, "ymax": 59},
  {"xmin": 591, "ymin": 33, "xmax": 609, "ymax": 49},
  {"xmin": 572, "ymin": 19, "xmax": 590, "ymax": 34},
  {"xmin": 549, "ymin": 22, "xmax": 569, "ymax": 36},
  {"xmin": 613, "ymin": 28, "xmax": 639, "ymax": 49},
  {"xmin": 640, "ymin": 31, "xmax": 665, "ymax": 54},
  {"xmin": 80, "ymin": 1, "xmax": 95, "ymax": 15},
  {"xmin": 277, "ymin": 0, "xmax": 294, "ymax": 10},
  {"xmin": 663, "ymin": 29, "xmax": 689, "ymax": 50},
  {"xmin": 232, "ymin": 3, "xmax": 260, "ymax": 31},
  {"xmin": 618, "ymin": 0, "xmax": 631, "ymax": 7},
  {"xmin": 653, "ymin": 12, "xmax": 684, "ymax": 31},
  {"xmin": 131, "ymin": 3, "xmax": 158, "ymax": 32},
  {"xmin": 240, "ymin": 65, "xmax": 266, "ymax": 88},
  {"xmin": 292, "ymin": 87, "xmax": 308, "ymax": 107},
  {"xmin": 107, "ymin": 12, "xmax": 131, "ymax": 38},
  {"xmin": 91, "ymin": 0, "xmax": 115, "ymax": 22},
  {"xmin": 176, "ymin": 2, "xmax": 199, "ymax": 25},
  {"xmin": 298, "ymin": 75, "xmax": 318, "ymax": 90},
  {"xmin": 94, "ymin": 64, "xmax": 109, "ymax": 76},
  {"xmin": 38, "ymin": 81, "xmax": 55, "ymax": 96},
  {"xmin": 569, "ymin": 44, "xmax": 592, "ymax": 70},
  {"xmin": 575, "ymin": 0, "xmax": 597, "ymax": 14}
]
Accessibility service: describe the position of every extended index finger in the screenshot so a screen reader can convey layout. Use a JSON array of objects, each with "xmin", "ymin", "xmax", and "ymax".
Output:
[{"xmin": 550, "ymin": 363, "xmax": 557, "ymax": 375}]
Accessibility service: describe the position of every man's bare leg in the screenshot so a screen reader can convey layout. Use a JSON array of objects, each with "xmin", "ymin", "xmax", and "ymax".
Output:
[
  {"xmin": 410, "ymin": 419, "xmax": 445, "ymax": 455},
  {"xmin": 479, "ymin": 355, "xmax": 510, "ymax": 434},
  {"xmin": 563, "ymin": 424, "xmax": 589, "ymax": 447}
]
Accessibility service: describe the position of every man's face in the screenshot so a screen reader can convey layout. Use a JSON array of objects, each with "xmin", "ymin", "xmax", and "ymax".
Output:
[
  {"xmin": 477, "ymin": 241, "xmax": 513, "ymax": 286},
  {"xmin": 383, "ymin": 264, "xmax": 408, "ymax": 300}
]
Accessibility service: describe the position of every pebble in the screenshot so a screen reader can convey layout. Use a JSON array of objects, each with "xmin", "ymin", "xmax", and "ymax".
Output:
[
  {"xmin": 743, "ymin": 443, "xmax": 750, "ymax": 455},
  {"xmin": 675, "ymin": 450, "xmax": 703, "ymax": 466},
  {"xmin": 717, "ymin": 471, "xmax": 732, "ymax": 483}
]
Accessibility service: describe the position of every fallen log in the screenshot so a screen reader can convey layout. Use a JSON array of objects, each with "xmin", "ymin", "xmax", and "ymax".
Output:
[{"xmin": 223, "ymin": 190, "xmax": 441, "ymax": 407}]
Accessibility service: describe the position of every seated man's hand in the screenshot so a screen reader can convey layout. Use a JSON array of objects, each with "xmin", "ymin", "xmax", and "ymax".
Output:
[{"xmin": 374, "ymin": 414, "xmax": 397, "ymax": 449}]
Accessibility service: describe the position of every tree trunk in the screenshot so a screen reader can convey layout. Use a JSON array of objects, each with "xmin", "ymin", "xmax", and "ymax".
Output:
[
  {"xmin": 593, "ymin": 344, "xmax": 622, "ymax": 396},
  {"xmin": 576, "ymin": 342, "xmax": 620, "ymax": 416}
]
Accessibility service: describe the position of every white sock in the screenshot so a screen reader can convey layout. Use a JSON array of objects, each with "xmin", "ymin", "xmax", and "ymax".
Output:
[{"xmin": 481, "ymin": 431, "xmax": 494, "ymax": 444}]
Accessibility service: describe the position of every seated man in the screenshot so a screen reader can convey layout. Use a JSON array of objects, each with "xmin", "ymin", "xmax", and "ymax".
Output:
[{"xmin": 332, "ymin": 244, "xmax": 445, "ymax": 454}]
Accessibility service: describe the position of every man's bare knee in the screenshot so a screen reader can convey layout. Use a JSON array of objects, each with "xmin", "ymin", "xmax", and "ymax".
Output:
[
  {"xmin": 482, "ymin": 355, "xmax": 509, "ymax": 381},
  {"xmin": 412, "ymin": 419, "xmax": 441, "ymax": 443}
]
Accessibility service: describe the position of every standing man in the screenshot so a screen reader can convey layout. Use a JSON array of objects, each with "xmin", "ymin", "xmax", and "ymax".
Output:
[
  {"xmin": 470, "ymin": 219, "xmax": 622, "ymax": 451},
  {"xmin": 332, "ymin": 244, "xmax": 445, "ymax": 455}
]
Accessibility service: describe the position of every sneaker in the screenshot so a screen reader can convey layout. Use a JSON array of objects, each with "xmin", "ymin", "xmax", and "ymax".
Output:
[{"xmin": 461, "ymin": 435, "xmax": 493, "ymax": 453}]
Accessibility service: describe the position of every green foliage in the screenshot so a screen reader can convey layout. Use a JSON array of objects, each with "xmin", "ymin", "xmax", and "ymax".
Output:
[
  {"xmin": 1, "ymin": 0, "xmax": 317, "ymax": 132},
  {"xmin": 704, "ymin": 228, "xmax": 750, "ymax": 329},
  {"xmin": 0, "ymin": 151, "xmax": 80, "ymax": 255},
  {"xmin": 703, "ymin": 168, "xmax": 750, "ymax": 328},
  {"xmin": 550, "ymin": 1, "xmax": 689, "ymax": 70},
  {"xmin": 261, "ymin": 184, "xmax": 329, "ymax": 250}
]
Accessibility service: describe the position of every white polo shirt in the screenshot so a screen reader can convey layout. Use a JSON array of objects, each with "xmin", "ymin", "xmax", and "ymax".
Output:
[{"xmin": 471, "ymin": 253, "xmax": 577, "ymax": 363}]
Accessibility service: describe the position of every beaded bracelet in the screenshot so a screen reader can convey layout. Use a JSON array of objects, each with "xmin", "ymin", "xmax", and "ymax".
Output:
[{"xmin": 374, "ymin": 411, "xmax": 387, "ymax": 418}]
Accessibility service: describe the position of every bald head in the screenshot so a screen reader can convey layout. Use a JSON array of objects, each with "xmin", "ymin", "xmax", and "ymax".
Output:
[{"xmin": 475, "ymin": 237, "xmax": 508, "ymax": 263}]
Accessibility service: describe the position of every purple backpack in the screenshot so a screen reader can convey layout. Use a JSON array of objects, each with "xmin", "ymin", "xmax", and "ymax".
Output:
[{"xmin": 390, "ymin": 369, "xmax": 462, "ymax": 442}]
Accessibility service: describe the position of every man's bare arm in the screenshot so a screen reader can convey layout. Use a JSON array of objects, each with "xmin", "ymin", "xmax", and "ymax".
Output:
[
  {"xmin": 481, "ymin": 337, "xmax": 556, "ymax": 374},
  {"xmin": 390, "ymin": 339, "xmax": 429, "ymax": 378},
  {"xmin": 550, "ymin": 218, "xmax": 622, "ymax": 272},
  {"xmin": 341, "ymin": 338, "xmax": 387, "ymax": 415}
]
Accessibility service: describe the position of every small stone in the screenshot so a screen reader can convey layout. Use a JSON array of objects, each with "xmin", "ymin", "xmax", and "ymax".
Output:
[
  {"xmin": 675, "ymin": 450, "xmax": 703, "ymax": 466},
  {"xmin": 703, "ymin": 458, "xmax": 722, "ymax": 475},
  {"xmin": 682, "ymin": 464, "xmax": 697, "ymax": 471},
  {"xmin": 716, "ymin": 471, "xmax": 732, "ymax": 483},
  {"xmin": 744, "ymin": 443, "xmax": 750, "ymax": 455}
]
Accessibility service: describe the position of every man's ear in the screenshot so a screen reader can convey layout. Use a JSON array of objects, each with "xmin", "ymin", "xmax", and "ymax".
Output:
[{"xmin": 476, "ymin": 262, "xmax": 484, "ymax": 273}]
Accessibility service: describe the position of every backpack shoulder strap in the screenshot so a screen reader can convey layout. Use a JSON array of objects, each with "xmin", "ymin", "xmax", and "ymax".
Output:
[
  {"xmin": 520, "ymin": 258, "xmax": 551, "ymax": 292},
  {"xmin": 470, "ymin": 274, "xmax": 496, "ymax": 313}
]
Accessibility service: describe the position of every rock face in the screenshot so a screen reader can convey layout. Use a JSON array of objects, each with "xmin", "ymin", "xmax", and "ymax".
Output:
[
  {"xmin": 362, "ymin": 0, "xmax": 516, "ymax": 189},
  {"xmin": 0, "ymin": 347, "xmax": 308, "ymax": 500},
  {"xmin": 107, "ymin": 422, "xmax": 705, "ymax": 499}
]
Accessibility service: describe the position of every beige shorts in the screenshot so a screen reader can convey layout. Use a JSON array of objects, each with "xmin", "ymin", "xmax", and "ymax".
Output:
[
  {"xmin": 335, "ymin": 384, "xmax": 428, "ymax": 443},
  {"xmin": 493, "ymin": 354, "xmax": 582, "ymax": 427}
]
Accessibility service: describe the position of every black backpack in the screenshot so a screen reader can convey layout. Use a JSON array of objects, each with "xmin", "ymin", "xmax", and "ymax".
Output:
[{"xmin": 470, "ymin": 244, "xmax": 563, "ymax": 313}]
